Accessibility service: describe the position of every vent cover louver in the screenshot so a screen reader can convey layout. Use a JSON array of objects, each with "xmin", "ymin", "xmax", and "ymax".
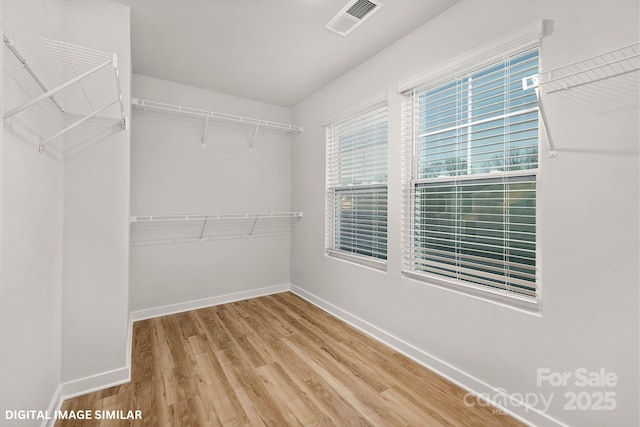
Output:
[{"xmin": 325, "ymin": 0, "xmax": 383, "ymax": 36}]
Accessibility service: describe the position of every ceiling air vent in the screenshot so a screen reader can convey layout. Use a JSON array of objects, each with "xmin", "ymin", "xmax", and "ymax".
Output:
[{"xmin": 325, "ymin": 0, "xmax": 384, "ymax": 37}]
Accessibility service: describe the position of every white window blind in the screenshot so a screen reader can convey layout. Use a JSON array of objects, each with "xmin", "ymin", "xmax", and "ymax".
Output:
[
  {"xmin": 402, "ymin": 48, "xmax": 540, "ymax": 303},
  {"xmin": 326, "ymin": 103, "xmax": 388, "ymax": 266}
]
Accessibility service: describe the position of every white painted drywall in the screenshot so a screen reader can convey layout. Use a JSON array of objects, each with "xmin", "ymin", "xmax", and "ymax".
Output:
[
  {"xmin": 60, "ymin": 0, "xmax": 131, "ymax": 382},
  {"xmin": 291, "ymin": 0, "xmax": 639, "ymax": 425},
  {"xmin": 129, "ymin": 75, "xmax": 293, "ymax": 311},
  {"xmin": 0, "ymin": 0, "xmax": 64, "ymax": 425}
]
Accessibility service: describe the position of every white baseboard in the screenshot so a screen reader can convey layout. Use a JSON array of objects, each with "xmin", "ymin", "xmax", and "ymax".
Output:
[
  {"xmin": 41, "ymin": 367, "xmax": 130, "ymax": 427},
  {"xmin": 130, "ymin": 283, "xmax": 290, "ymax": 321},
  {"xmin": 42, "ymin": 385, "xmax": 63, "ymax": 427},
  {"xmin": 126, "ymin": 312, "xmax": 133, "ymax": 372},
  {"xmin": 61, "ymin": 367, "xmax": 131, "ymax": 400},
  {"xmin": 289, "ymin": 284, "xmax": 568, "ymax": 427}
]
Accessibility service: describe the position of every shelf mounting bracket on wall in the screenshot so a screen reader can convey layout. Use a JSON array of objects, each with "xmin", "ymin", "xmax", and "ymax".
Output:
[
  {"xmin": 199, "ymin": 215, "xmax": 209, "ymax": 241},
  {"xmin": 248, "ymin": 216, "xmax": 259, "ymax": 237},
  {"xmin": 113, "ymin": 54, "xmax": 127, "ymax": 131},
  {"xmin": 523, "ymin": 75, "xmax": 556, "ymax": 158},
  {"xmin": 249, "ymin": 124, "xmax": 260, "ymax": 150},
  {"xmin": 2, "ymin": 32, "xmax": 128, "ymax": 153},
  {"xmin": 38, "ymin": 99, "xmax": 119, "ymax": 153},
  {"xmin": 3, "ymin": 34, "xmax": 65, "ymax": 113},
  {"xmin": 202, "ymin": 117, "xmax": 209, "ymax": 147}
]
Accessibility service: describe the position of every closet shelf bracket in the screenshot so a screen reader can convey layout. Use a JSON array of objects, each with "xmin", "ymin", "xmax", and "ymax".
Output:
[
  {"xmin": 202, "ymin": 117, "xmax": 209, "ymax": 147},
  {"xmin": 199, "ymin": 216, "xmax": 208, "ymax": 241},
  {"xmin": 248, "ymin": 216, "xmax": 259, "ymax": 236},
  {"xmin": 249, "ymin": 124, "xmax": 260, "ymax": 150},
  {"xmin": 39, "ymin": 99, "xmax": 119, "ymax": 153},
  {"xmin": 522, "ymin": 75, "xmax": 556, "ymax": 158},
  {"xmin": 3, "ymin": 34, "xmax": 64, "ymax": 113},
  {"xmin": 4, "ymin": 57, "xmax": 112, "ymax": 120},
  {"xmin": 113, "ymin": 54, "xmax": 127, "ymax": 130}
]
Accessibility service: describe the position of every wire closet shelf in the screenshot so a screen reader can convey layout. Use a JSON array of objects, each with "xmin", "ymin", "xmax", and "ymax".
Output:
[
  {"xmin": 130, "ymin": 212, "xmax": 303, "ymax": 245},
  {"xmin": 3, "ymin": 32, "xmax": 127, "ymax": 153},
  {"xmin": 521, "ymin": 40, "xmax": 639, "ymax": 157},
  {"xmin": 131, "ymin": 98, "xmax": 304, "ymax": 147},
  {"xmin": 538, "ymin": 41, "xmax": 639, "ymax": 93}
]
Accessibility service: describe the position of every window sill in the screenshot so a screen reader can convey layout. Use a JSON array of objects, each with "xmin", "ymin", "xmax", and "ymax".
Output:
[
  {"xmin": 326, "ymin": 250, "xmax": 388, "ymax": 272},
  {"xmin": 401, "ymin": 270, "xmax": 542, "ymax": 316}
]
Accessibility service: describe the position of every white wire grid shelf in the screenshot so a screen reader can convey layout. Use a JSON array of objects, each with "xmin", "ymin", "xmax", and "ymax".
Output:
[
  {"xmin": 131, "ymin": 98, "xmax": 303, "ymax": 147},
  {"xmin": 520, "ymin": 41, "xmax": 639, "ymax": 157},
  {"xmin": 3, "ymin": 32, "xmax": 126, "ymax": 153},
  {"xmin": 539, "ymin": 41, "xmax": 639, "ymax": 93},
  {"xmin": 130, "ymin": 212, "xmax": 303, "ymax": 245}
]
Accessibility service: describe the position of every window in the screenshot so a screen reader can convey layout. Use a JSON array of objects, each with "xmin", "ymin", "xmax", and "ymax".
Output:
[
  {"xmin": 326, "ymin": 103, "xmax": 388, "ymax": 268},
  {"xmin": 402, "ymin": 48, "xmax": 540, "ymax": 304}
]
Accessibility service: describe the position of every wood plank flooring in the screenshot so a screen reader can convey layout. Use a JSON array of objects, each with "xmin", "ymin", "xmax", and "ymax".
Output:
[{"xmin": 57, "ymin": 292, "xmax": 524, "ymax": 426}]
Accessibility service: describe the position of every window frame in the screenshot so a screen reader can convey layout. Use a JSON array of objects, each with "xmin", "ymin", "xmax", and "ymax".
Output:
[
  {"xmin": 399, "ymin": 22, "xmax": 545, "ymax": 310},
  {"xmin": 325, "ymin": 99, "xmax": 389, "ymax": 271}
]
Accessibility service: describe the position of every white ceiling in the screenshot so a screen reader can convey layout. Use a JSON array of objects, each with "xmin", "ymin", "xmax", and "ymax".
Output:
[{"xmin": 110, "ymin": 0, "xmax": 459, "ymax": 107}]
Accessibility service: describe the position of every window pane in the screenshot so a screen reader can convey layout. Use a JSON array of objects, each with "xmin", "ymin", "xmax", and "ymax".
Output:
[
  {"xmin": 326, "ymin": 104, "xmax": 388, "ymax": 263},
  {"xmin": 336, "ymin": 107, "xmax": 388, "ymax": 186},
  {"xmin": 416, "ymin": 49, "xmax": 539, "ymax": 179},
  {"xmin": 407, "ymin": 48, "xmax": 539, "ymax": 300},
  {"xmin": 334, "ymin": 186, "xmax": 388, "ymax": 260},
  {"xmin": 414, "ymin": 176, "xmax": 536, "ymax": 296}
]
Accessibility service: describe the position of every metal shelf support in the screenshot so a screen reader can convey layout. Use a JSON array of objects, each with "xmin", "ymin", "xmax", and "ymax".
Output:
[
  {"xmin": 199, "ymin": 215, "xmax": 209, "ymax": 241},
  {"xmin": 3, "ymin": 34, "xmax": 64, "ymax": 113},
  {"xmin": 4, "ymin": 58, "xmax": 112, "ymax": 120},
  {"xmin": 249, "ymin": 124, "xmax": 260, "ymax": 150},
  {"xmin": 248, "ymin": 216, "xmax": 259, "ymax": 236},
  {"xmin": 39, "ymin": 99, "xmax": 119, "ymax": 153},
  {"xmin": 202, "ymin": 117, "xmax": 209, "ymax": 147},
  {"xmin": 523, "ymin": 75, "xmax": 556, "ymax": 158}
]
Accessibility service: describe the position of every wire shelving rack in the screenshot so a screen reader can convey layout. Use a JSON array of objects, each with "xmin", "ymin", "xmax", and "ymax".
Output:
[{"xmin": 3, "ymin": 32, "xmax": 127, "ymax": 153}]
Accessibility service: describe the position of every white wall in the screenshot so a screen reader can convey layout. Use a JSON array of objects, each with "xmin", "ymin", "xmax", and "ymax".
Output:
[
  {"xmin": 291, "ymin": 0, "xmax": 639, "ymax": 426},
  {"xmin": 130, "ymin": 75, "xmax": 293, "ymax": 311},
  {"xmin": 0, "ymin": 2, "xmax": 2, "ymax": 343},
  {"xmin": 61, "ymin": 0, "xmax": 131, "ymax": 383},
  {"xmin": 1, "ymin": 0, "xmax": 131, "ymax": 417},
  {"xmin": 0, "ymin": 0, "xmax": 65, "ymax": 424}
]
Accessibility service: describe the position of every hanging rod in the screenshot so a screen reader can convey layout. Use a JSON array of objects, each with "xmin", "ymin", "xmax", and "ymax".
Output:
[
  {"xmin": 131, "ymin": 98, "xmax": 304, "ymax": 146},
  {"xmin": 2, "ymin": 32, "xmax": 127, "ymax": 152},
  {"xmin": 539, "ymin": 41, "xmax": 639, "ymax": 93}
]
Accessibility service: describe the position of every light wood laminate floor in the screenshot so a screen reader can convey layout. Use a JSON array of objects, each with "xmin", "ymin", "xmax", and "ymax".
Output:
[{"xmin": 57, "ymin": 292, "xmax": 524, "ymax": 426}]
